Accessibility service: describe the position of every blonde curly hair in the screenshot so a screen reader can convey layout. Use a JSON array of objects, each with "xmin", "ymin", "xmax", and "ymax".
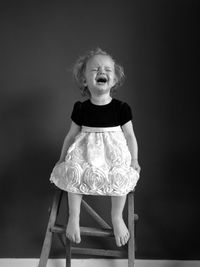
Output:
[{"xmin": 73, "ymin": 48, "xmax": 125, "ymax": 96}]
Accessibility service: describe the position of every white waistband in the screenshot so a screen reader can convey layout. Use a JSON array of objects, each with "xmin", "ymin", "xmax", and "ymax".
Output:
[{"xmin": 81, "ymin": 126, "xmax": 122, "ymax": 133}]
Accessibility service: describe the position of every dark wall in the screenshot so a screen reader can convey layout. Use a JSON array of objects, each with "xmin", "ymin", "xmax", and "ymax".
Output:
[{"xmin": 0, "ymin": 0, "xmax": 199, "ymax": 260}]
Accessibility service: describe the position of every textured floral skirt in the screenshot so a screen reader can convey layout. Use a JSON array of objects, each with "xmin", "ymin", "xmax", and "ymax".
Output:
[{"xmin": 50, "ymin": 126, "xmax": 139, "ymax": 196}]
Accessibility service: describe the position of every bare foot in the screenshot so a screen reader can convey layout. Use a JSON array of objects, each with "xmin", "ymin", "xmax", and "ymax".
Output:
[
  {"xmin": 66, "ymin": 215, "xmax": 81, "ymax": 243},
  {"xmin": 112, "ymin": 216, "xmax": 130, "ymax": 247}
]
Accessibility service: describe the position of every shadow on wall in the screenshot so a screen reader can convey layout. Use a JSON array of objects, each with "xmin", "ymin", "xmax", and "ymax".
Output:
[
  {"xmin": 0, "ymin": 86, "xmax": 65, "ymax": 256},
  {"xmin": 0, "ymin": 86, "xmax": 60, "ymax": 187},
  {"xmin": 136, "ymin": 150, "xmax": 200, "ymax": 260}
]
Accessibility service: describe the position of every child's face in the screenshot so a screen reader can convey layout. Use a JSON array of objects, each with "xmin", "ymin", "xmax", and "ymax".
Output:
[{"xmin": 84, "ymin": 55, "xmax": 117, "ymax": 96}]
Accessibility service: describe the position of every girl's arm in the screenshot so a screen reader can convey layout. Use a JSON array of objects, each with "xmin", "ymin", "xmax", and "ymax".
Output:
[
  {"xmin": 56, "ymin": 121, "xmax": 81, "ymax": 165},
  {"xmin": 122, "ymin": 120, "xmax": 141, "ymax": 174}
]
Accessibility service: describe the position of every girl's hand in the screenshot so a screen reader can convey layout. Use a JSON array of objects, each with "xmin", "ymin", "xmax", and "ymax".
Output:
[{"xmin": 131, "ymin": 159, "xmax": 141, "ymax": 174}]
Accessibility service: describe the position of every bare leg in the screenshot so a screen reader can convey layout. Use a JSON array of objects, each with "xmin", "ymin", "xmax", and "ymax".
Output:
[
  {"xmin": 111, "ymin": 195, "xmax": 130, "ymax": 247},
  {"xmin": 66, "ymin": 192, "xmax": 82, "ymax": 243}
]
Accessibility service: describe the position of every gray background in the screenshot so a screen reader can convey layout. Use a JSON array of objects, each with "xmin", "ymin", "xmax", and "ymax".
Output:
[{"xmin": 0, "ymin": 0, "xmax": 199, "ymax": 260}]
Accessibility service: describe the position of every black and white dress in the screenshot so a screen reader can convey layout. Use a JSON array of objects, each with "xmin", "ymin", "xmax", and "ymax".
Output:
[{"xmin": 50, "ymin": 98, "xmax": 139, "ymax": 196}]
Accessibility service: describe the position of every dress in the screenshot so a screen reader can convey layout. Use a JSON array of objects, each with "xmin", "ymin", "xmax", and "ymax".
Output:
[{"xmin": 50, "ymin": 98, "xmax": 139, "ymax": 196}]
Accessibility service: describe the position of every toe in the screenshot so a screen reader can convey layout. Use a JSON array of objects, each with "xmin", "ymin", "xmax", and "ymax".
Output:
[
  {"xmin": 116, "ymin": 237, "xmax": 122, "ymax": 247},
  {"xmin": 120, "ymin": 233, "xmax": 129, "ymax": 246},
  {"xmin": 121, "ymin": 237, "xmax": 125, "ymax": 246},
  {"xmin": 75, "ymin": 235, "xmax": 81, "ymax": 244},
  {"xmin": 72, "ymin": 234, "xmax": 76, "ymax": 243}
]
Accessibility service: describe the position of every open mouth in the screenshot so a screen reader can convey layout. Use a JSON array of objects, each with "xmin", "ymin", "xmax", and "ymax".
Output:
[{"xmin": 96, "ymin": 77, "xmax": 107, "ymax": 83}]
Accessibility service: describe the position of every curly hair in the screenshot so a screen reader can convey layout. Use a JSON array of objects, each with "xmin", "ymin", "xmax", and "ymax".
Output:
[{"xmin": 73, "ymin": 48, "xmax": 125, "ymax": 96}]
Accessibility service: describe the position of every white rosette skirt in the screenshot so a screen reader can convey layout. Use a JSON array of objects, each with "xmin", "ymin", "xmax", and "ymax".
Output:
[{"xmin": 50, "ymin": 126, "xmax": 139, "ymax": 196}]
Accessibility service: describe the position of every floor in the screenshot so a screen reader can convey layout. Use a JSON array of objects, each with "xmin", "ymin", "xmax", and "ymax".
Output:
[{"xmin": 0, "ymin": 259, "xmax": 199, "ymax": 267}]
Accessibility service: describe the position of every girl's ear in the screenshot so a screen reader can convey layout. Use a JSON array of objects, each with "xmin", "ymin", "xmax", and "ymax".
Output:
[
  {"xmin": 83, "ymin": 78, "xmax": 87, "ymax": 86},
  {"xmin": 114, "ymin": 75, "xmax": 118, "ymax": 85}
]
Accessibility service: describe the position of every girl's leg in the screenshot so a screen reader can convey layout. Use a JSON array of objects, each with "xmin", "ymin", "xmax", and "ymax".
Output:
[
  {"xmin": 66, "ymin": 192, "xmax": 83, "ymax": 243},
  {"xmin": 111, "ymin": 195, "xmax": 130, "ymax": 247}
]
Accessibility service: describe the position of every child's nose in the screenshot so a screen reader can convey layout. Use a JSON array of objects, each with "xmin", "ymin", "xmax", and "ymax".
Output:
[{"xmin": 98, "ymin": 67, "xmax": 105, "ymax": 75}]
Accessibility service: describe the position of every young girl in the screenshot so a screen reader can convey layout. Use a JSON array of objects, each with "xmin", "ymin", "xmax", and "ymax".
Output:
[{"xmin": 50, "ymin": 48, "xmax": 141, "ymax": 247}]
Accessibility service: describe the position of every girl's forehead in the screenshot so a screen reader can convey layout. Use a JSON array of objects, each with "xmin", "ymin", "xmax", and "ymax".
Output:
[{"xmin": 87, "ymin": 55, "xmax": 115, "ymax": 67}]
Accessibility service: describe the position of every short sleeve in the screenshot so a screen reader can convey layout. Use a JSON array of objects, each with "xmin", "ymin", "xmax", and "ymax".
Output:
[
  {"xmin": 120, "ymin": 102, "xmax": 133, "ymax": 126},
  {"xmin": 71, "ymin": 101, "xmax": 82, "ymax": 126}
]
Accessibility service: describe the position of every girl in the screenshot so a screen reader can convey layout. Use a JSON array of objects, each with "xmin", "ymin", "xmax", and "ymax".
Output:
[{"xmin": 50, "ymin": 48, "xmax": 141, "ymax": 247}]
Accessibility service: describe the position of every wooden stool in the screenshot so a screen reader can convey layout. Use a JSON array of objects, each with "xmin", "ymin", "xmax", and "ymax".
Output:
[{"xmin": 38, "ymin": 188, "xmax": 138, "ymax": 267}]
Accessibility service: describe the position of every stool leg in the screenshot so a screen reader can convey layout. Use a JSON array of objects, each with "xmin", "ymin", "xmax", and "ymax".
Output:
[
  {"xmin": 66, "ymin": 237, "xmax": 71, "ymax": 267},
  {"xmin": 128, "ymin": 191, "xmax": 135, "ymax": 267},
  {"xmin": 38, "ymin": 189, "xmax": 63, "ymax": 267}
]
